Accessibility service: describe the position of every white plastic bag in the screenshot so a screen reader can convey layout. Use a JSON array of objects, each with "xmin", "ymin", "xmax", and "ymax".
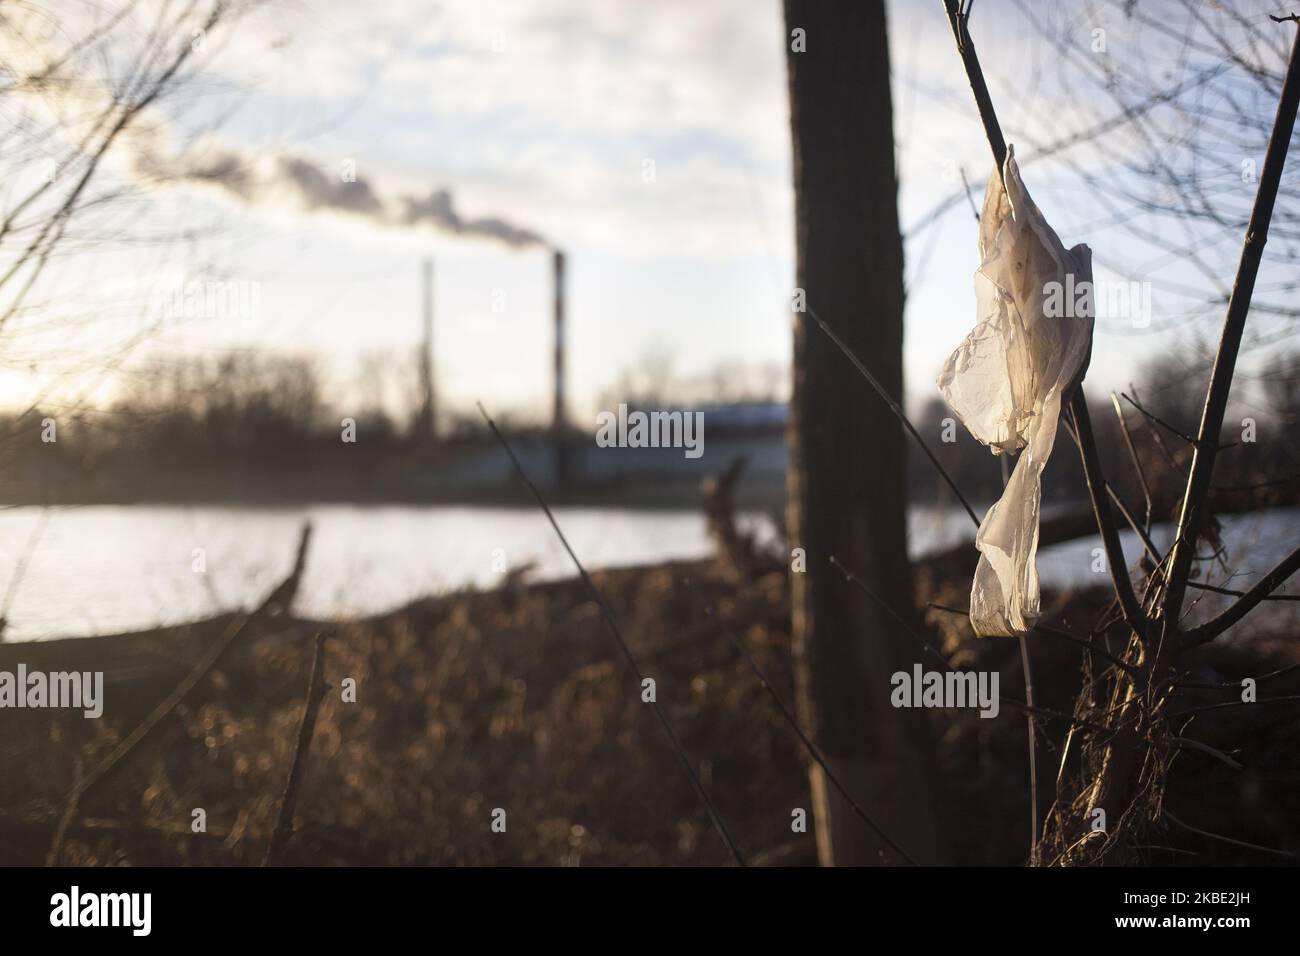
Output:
[{"xmin": 937, "ymin": 146, "xmax": 1095, "ymax": 637}]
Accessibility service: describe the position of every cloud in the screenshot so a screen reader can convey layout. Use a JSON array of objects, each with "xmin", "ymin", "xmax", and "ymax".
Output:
[{"xmin": 181, "ymin": 0, "xmax": 794, "ymax": 255}]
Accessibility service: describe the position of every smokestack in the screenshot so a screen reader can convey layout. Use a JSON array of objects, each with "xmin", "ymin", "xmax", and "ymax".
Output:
[
  {"xmin": 553, "ymin": 251, "xmax": 566, "ymax": 431},
  {"xmin": 417, "ymin": 258, "xmax": 436, "ymax": 441},
  {"xmin": 552, "ymin": 250, "xmax": 569, "ymax": 484}
]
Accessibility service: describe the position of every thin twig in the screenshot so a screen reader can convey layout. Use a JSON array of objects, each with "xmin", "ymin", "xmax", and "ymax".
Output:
[
  {"xmin": 927, "ymin": 602, "xmax": 1143, "ymax": 677},
  {"xmin": 995, "ymin": 417, "xmax": 1041, "ymax": 866},
  {"xmin": 1174, "ymin": 660, "xmax": 1300, "ymax": 691},
  {"xmin": 803, "ymin": 305, "xmax": 980, "ymax": 528},
  {"xmin": 1188, "ymin": 580, "xmax": 1300, "ymax": 602},
  {"xmin": 1060, "ymin": 413, "xmax": 1162, "ymax": 572},
  {"xmin": 1120, "ymin": 391, "xmax": 1197, "ymax": 446},
  {"xmin": 1182, "ymin": 546, "xmax": 1300, "ymax": 647},
  {"xmin": 1070, "ymin": 402, "xmax": 1147, "ymax": 632},
  {"xmin": 478, "ymin": 402, "xmax": 746, "ymax": 865},
  {"xmin": 44, "ymin": 754, "xmax": 83, "ymax": 867},
  {"xmin": 684, "ymin": 580, "xmax": 916, "ymax": 866},
  {"xmin": 264, "ymin": 631, "xmax": 330, "ymax": 867},
  {"xmin": 1169, "ymin": 695, "xmax": 1300, "ymax": 719},
  {"xmin": 46, "ymin": 524, "xmax": 312, "ymax": 846},
  {"xmin": 1018, "ymin": 633, "xmax": 1040, "ymax": 865},
  {"xmin": 1164, "ymin": 809, "xmax": 1298, "ymax": 860},
  {"xmin": 1159, "ymin": 23, "xmax": 1300, "ymax": 637},
  {"xmin": 1170, "ymin": 736, "xmax": 1244, "ymax": 771},
  {"xmin": 830, "ymin": 557, "xmax": 1113, "ymax": 734},
  {"xmin": 1111, "ymin": 392, "xmax": 1153, "ymax": 533},
  {"xmin": 958, "ymin": 166, "xmax": 981, "ymax": 222}
]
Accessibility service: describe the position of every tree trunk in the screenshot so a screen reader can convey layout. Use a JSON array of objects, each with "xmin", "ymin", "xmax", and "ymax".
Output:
[{"xmin": 784, "ymin": 0, "xmax": 947, "ymax": 866}]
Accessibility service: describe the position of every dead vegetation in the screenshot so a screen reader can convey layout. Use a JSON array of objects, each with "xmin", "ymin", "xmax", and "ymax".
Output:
[{"xmin": 1, "ymin": 537, "xmax": 1295, "ymax": 866}]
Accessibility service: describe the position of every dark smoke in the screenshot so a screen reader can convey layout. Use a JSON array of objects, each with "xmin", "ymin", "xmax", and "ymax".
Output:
[
  {"xmin": 399, "ymin": 188, "xmax": 544, "ymax": 248},
  {"xmin": 277, "ymin": 156, "xmax": 385, "ymax": 217},
  {"xmin": 139, "ymin": 144, "xmax": 546, "ymax": 249}
]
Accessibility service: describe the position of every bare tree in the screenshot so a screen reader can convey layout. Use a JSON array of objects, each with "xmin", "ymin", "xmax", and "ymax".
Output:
[{"xmin": 0, "ymin": 1, "xmax": 257, "ymax": 418}]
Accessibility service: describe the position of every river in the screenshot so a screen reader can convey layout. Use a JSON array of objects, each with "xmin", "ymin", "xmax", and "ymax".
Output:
[{"xmin": 0, "ymin": 504, "xmax": 1294, "ymax": 641}]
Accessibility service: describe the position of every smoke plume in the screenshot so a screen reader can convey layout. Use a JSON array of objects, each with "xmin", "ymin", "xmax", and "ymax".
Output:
[{"xmin": 136, "ymin": 142, "xmax": 546, "ymax": 249}]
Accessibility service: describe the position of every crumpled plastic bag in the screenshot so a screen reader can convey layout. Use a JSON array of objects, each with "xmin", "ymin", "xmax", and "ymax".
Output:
[{"xmin": 937, "ymin": 146, "xmax": 1095, "ymax": 637}]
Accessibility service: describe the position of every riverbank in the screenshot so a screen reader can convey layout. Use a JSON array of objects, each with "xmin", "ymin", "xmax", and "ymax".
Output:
[{"xmin": 2, "ymin": 542, "xmax": 1295, "ymax": 866}]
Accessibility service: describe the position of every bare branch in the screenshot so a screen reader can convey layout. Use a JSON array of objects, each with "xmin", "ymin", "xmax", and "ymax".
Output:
[
  {"xmin": 264, "ymin": 631, "xmax": 330, "ymax": 867},
  {"xmin": 803, "ymin": 305, "xmax": 980, "ymax": 528},
  {"xmin": 479, "ymin": 403, "xmax": 746, "ymax": 866},
  {"xmin": 1160, "ymin": 25, "xmax": 1300, "ymax": 636},
  {"xmin": 1182, "ymin": 545, "xmax": 1300, "ymax": 646}
]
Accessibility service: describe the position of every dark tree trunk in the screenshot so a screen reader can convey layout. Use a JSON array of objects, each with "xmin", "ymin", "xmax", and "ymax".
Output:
[{"xmin": 784, "ymin": 0, "xmax": 947, "ymax": 866}]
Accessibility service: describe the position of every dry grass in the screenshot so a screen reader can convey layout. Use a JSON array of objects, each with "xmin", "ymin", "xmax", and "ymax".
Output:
[{"xmin": 2, "ymin": 552, "xmax": 1295, "ymax": 866}]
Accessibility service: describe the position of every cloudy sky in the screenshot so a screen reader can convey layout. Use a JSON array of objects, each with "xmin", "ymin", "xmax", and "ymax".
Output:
[{"xmin": 2, "ymin": 0, "xmax": 1291, "ymax": 422}]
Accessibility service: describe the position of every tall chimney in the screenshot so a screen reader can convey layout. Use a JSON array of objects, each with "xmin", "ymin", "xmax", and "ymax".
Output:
[
  {"xmin": 552, "ymin": 250, "xmax": 569, "ymax": 484},
  {"xmin": 417, "ymin": 257, "xmax": 436, "ymax": 441},
  {"xmin": 552, "ymin": 250, "xmax": 566, "ymax": 431}
]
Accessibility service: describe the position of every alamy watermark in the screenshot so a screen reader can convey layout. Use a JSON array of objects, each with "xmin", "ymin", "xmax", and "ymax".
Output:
[
  {"xmin": 595, "ymin": 403, "xmax": 704, "ymax": 459},
  {"xmin": 0, "ymin": 665, "xmax": 103, "ymax": 718},
  {"xmin": 1043, "ymin": 274, "xmax": 1152, "ymax": 328},
  {"xmin": 50, "ymin": 886, "xmax": 150, "ymax": 936},
  {"xmin": 150, "ymin": 278, "xmax": 261, "ymax": 327},
  {"xmin": 891, "ymin": 664, "xmax": 999, "ymax": 718}
]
